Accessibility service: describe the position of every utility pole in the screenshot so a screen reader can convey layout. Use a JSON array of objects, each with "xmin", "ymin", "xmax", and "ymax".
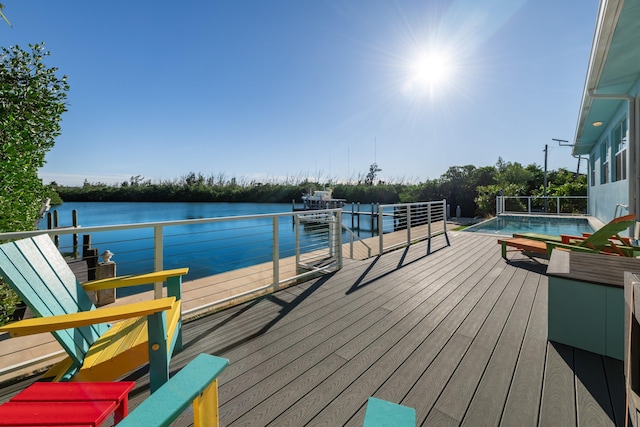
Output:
[
  {"xmin": 543, "ymin": 144, "xmax": 548, "ymax": 212},
  {"xmin": 547, "ymin": 138, "xmax": 571, "ymax": 208}
]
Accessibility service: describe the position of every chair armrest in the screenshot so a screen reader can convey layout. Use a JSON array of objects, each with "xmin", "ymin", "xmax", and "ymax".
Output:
[
  {"xmin": 0, "ymin": 297, "xmax": 177, "ymax": 337},
  {"xmin": 560, "ymin": 234, "xmax": 586, "ymax": 244},
  {"xmin": 118, "ymin": 353, "xmax": 229, "ymax": 426},
  {"xmin": 82, "ymin": 268, "xmax": 189, "ymax": 291}
]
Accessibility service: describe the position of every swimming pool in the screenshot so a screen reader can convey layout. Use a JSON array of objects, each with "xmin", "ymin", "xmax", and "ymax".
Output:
[{"xmin": 463, "ymin": 215, "xmax": 594, "ymax": 236}]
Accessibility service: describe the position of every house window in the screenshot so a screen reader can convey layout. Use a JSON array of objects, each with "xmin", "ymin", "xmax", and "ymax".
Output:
[
  {"xmin": 602, "ymin": 139, "xmax": 610, "ymax": 184},
  {"xmin": 614, "ymin": 119, "xmax": 628, "ymax": 181},
  {"xmin": 590, "ymin": 156, "xmax": 596, "ymax": 186}
]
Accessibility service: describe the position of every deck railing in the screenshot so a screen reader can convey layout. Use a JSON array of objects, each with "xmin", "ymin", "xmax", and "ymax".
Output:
[
  {"xmin": 0, "ymin": 201, "xmax": 449, "ymax": 312},
  {"xmin": 377, "ymin": 200, "xmax": 449, "ymax": 254},
  {"xmin": 0, "ymin": 209, "xmax": 345, "ymax": 306},
  {"xmin": 496, "ymin": 195, "xmax": 588, "ymax": 216}
]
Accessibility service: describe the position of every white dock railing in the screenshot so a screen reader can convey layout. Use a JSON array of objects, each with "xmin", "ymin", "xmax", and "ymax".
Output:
[
  {"xmin": 377, "ymin": 200, "xmax": 449, "ymax": 255},
  {"xmin": 0, "ymin": 209, "xmax": 345, "ymax": 303}
]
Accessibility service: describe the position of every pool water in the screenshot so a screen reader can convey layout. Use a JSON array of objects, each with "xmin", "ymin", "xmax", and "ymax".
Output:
[{"xmin": 464, "ymin": 215, "xmax": 594, "ymax": 236}]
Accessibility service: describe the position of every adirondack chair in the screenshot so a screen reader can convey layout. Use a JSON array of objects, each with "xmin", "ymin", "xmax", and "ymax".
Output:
[
  {"xmin": 119, "ymin": 353, "xmax": 229, "ymax": 427},
  {"xmin": 499, "ymin": 214, "xmax": 638, "ymax": 260},
  {"xmin": 0, "ymin": 234, "xmax": 188, "ymax": 392}
]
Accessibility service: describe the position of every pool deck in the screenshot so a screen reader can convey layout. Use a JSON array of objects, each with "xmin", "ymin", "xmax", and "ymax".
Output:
[{"xmin": 0, "ymin": 231, "xmax": 625, "ymax": 426}]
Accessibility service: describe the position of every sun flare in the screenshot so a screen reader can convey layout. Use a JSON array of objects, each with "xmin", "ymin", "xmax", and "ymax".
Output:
[{"xmin": 411, "ymin": 52, "xmax": 452, "ymax": 88}]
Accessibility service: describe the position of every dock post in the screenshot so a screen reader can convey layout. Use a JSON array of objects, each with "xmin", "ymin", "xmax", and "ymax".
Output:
[
  {"xmin": 72, "ymin": 210, "xmax": 79, "ymax": 258},
  {"xmin": 371, "ymin": 203, "xmax": 374, "ymax": 231},
  {"xmin": 351, "ymin": 203, "xmax": 355, "ymax": 229},
  {"xmin": 53, "ymin": 210, "xmax": 59, "ymax": 248},
  {"xmin": 83, "ymin": 235, "xmax": 98, "ymax": 281},
  {"xmin": 96, "ymin": 251, "xmax": 116, "ymax": 306}
]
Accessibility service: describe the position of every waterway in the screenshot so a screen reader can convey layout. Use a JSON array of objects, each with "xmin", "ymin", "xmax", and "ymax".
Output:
[{"xmin": 38, "ymin": 202, "xmax": 380, "ymax": 294}]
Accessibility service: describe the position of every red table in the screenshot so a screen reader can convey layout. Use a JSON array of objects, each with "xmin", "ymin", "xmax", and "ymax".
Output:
[{"xmin": 0, "ymin": 382, "xmax": 135, "ymax": 426}]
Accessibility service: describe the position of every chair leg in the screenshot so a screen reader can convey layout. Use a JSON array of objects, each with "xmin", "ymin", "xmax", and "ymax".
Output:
[
  {"xmin": 147, "ymin": 311, "xmax": 169, "ymax": 393},
  {"xmin": 194, "ymin": 378, "xmax": 220, "ymax": 427}
]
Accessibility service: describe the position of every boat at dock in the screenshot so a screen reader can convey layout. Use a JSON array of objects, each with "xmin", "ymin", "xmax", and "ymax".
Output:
[{"xmin": 298, "ymin": 188, "xmax": 347, "ymax": 210}]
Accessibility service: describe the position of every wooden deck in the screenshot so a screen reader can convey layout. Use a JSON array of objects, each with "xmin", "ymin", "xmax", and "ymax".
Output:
[{"xmin": 0, "ymin": 231, "xmax": 625, "ymax": 426}]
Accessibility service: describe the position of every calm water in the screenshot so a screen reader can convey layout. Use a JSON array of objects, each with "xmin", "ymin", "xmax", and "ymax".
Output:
[
  {"xmin": 39, "ymin": 202, "xmax": 378, "ymax": 293},
  {"xmin": 463, "ymin": 215, "xmax": 594, "ymax": 236}
]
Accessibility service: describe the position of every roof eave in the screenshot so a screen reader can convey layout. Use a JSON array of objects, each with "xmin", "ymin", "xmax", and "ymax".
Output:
[{"xmin": 573, "ymin": 0, "xmax": 624, "ymax": 156}]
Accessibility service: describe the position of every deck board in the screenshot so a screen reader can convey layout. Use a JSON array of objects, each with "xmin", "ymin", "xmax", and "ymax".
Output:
[
  {"xmin": 575, "ymin": 347, "xmax": 616, "ymax": 426},
  {"xmin": 426, "ymin": 266, "xmax": 528, "ymax": 424},
  {"xmin": 540, "ymin": 341, "xmax": 577, "ymax": 426},
  {"xmin": 0, "ymin": 232, "xmax": 625, "ymax": 426},
  {"xmin": 500, "ymin": 270, "xmax": 548, "ymax": 427},
  {"xmin": 461, "ymin": 269, "xmax": 541, "ymax": 426}
]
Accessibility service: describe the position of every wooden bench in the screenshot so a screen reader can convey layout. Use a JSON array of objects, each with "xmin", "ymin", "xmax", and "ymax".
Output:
[
  {"xmin": 363, "ymin": 397, "xmax": 415, "ymax": 426},
  {"xmin": 118, "ymin": 353, "xmax": 229, "ymax": 427},
  {"xmin": 0, "ymin": 381, "xmax": 135, "ymax": 427}
]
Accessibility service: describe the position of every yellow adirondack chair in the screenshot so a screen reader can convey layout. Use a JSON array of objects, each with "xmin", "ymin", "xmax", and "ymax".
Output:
[{"xmin": 0, "ymin": 234, "xmax": 188, "ymax": 392}]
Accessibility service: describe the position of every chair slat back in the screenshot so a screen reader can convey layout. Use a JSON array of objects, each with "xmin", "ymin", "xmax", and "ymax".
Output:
[
  {"xmin": 0, "ymin": 235, "xmax": 107, "ymax": 366},
  {"xmin": 581, "ymin": 214, "xmax": 636, "ymax": 249}
]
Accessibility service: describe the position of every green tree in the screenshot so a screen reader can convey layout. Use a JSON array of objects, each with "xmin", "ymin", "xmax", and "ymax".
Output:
[
  {"xmin": 439, "ymin": 165, "xmax": 479, "ymax": 217},
  {"xmin": 0, "ymin": 43, "xmax": 68, "ymax": 325},
  {"xmin": 0, "ymin": 43, "xmax": 68, "ymax": 232},
  {"xmin": 365, "ymin": 163, "xmax": 381, "ymax": 186}
]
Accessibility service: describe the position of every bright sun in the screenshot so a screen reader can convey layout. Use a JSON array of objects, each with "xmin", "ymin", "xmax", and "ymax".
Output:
[{"xmin": 410, "ymin": 52, "xmax": 452, "ymax": 89}]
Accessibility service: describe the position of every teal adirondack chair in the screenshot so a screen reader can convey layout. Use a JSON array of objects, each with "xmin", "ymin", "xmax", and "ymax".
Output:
[{"xmin": 0, "ymin": 234, "xmax": 188, "ymax": 392}]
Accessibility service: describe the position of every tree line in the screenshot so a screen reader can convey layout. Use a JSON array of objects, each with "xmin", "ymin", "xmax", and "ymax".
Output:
[{"xmin": 54, "ymin": 158, "xmax": 587, "ymax": 218}]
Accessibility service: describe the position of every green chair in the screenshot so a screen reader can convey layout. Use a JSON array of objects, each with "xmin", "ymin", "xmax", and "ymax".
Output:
[
  {"xmin": 0, "ymin": 234, "xmax": 188, "ymax": 392},
  {"xmin": 501, "ymin": 214, "xmax": 637, "ymax": 259}
]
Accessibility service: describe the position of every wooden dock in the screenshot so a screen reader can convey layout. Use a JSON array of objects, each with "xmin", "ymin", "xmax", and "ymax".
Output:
[{"xmin": 0, "ymin": 231, "xmax": 624, "ymax": 426}]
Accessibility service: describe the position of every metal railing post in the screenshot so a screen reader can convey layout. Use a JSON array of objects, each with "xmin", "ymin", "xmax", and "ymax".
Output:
[
  {"xmin": 428, "ymin": 203, "xmax": 432, "ymax": 238},
  {"xmin": 406, "ymin": 204, "xmax": 412, "ymax": 245},
  {"xmin": 557, "ymin": 197, "xmax": 561, "ymax": 214},
  {"xmin": 153, "ymin": 225, "xmax": 163, "ymax": 299},
  {"xmin": 528, "ymin": 197, "xmax": 531, "ymax": 214},
  {"xmin": 272, "ymin": 216, "xmax": 280, "ymax": 291},
  {"xmin": 295, "ymin": 214, "xmax": 300, "ymax": 273},
  {"xmin": 336, "ymin": 211, "xmax": 343, "ymax": 269},
  {"xmin": 378, "ymin": 204, "xmax": 384, "ymax": 255},
  {"xmin": 442, "ymin": 200, "xmax": 447, "ymax": 231},
  {"xmin": 427, "ymin": 203, "xmax": 432, "ymax": 254}
]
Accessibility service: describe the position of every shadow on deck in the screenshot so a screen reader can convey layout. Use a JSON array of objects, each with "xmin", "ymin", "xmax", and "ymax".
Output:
[{"xmin": 0, "ymin": 232, "xmax": 625, "ymax": 426}]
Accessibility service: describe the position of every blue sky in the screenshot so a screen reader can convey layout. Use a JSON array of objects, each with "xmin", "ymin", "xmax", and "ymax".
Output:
[{"xmin": 5, "ymin": 0, "xmax": 598, "ymax": 186}]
